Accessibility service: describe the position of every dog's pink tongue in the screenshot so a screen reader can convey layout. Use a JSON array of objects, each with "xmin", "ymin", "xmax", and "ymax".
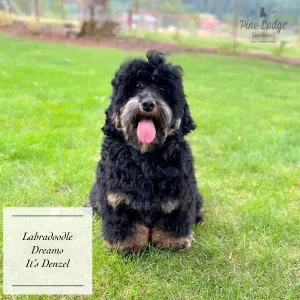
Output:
[{"xmin": 137, "ymin": 118, "xmax": 156, "ymax": 144}]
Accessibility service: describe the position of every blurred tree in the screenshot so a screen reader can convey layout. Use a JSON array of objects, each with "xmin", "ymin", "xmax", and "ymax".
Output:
[
  {"xmin": 81, "ymin": 0, "xmax": 108, "ymax": 22},
  {"xmin": 79, "ymin": 0, "xmax": 119, "ymax": 37}
]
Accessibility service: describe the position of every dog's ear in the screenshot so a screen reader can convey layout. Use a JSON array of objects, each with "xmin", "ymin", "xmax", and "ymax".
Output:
[
  {"xmin": 102, "ymin": 105, "xmax": 113, "ymax": 136},
  {"xmin": 102, "ymin": 105, "xmax": 120, "ymax": 137},
  {"xmin": 180, "ymin": 102, "xmax": 196, "ymax": 135},
  {"xmin": 102, "ymin": 69, "xmax": 122, "ymax": 136},
  {"xmin": 110, "ymin": 70, "xmax": 120, "ymax": 100}
]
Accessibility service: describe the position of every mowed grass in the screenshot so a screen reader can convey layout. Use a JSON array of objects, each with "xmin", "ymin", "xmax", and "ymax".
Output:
[{"xmin": 0, "ymin": 34, "xmax": 299, "ymax": 299}]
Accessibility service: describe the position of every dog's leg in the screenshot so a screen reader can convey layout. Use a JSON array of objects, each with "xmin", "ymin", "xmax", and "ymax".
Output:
[
  {"xmin": 195, "ymin": 192, "xmax": 204, "ymax": 223},
  {"xmin": 87, "ymin": 183, "xmax": 102, "ymax": 215},
  {"xmin": 152, "ymin": 210, "xmax": 194, "ymax": 249},
  {"xmin": 102, "ymin": 206, "xmax": 149, "ymax": 253}
]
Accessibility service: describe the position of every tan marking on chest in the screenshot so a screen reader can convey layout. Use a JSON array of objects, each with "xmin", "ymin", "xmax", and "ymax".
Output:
[
  {"xmin": 107, "ymin": 192, "xmax": 126, "ymax": 208},
  {"xmin": 161, "ymin": 200, "xmax": 179, "ymax": 214}
]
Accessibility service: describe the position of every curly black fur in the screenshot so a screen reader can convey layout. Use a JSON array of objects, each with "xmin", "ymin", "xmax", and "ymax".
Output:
[{"xmin": 90, "ymin": 51, "xmax": 203, "ymax": 252}]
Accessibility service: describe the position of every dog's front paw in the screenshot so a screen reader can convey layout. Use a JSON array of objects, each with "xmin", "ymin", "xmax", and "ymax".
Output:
[
  {"xmin": 195, "ymin": 209, "xmax": 205, "ymax": 224},
  {"xmin": 104, "ymin": 224, "xmax": 149, "ymax": 253},
  {"xmin": 151, "ymin": 228, "xmax": 194, "ymax": 249}
]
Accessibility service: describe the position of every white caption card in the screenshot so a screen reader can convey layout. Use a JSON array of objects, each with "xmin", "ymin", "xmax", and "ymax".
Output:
[{"xmin": 3, "ymin": 207, "xmax": 92, "ymax": 295}]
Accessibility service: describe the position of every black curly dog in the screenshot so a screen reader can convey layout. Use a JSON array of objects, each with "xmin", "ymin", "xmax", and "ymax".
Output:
[{"xmin": 89, "ymin": 51, "xmax": 203, "ymax": 252}]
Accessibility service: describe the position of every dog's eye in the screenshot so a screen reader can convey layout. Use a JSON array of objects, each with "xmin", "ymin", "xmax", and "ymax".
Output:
[
  {"xmin": 136, "ymin": 83, "xmax": 140, "ymax": 88},
  {"xmin": 160, "ymin": 86, "xmax": 165, "ymax": 92}
]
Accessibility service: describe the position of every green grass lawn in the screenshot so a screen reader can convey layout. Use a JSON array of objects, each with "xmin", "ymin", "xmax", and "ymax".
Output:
[{"xmin": 0, "ymin": 34, "xmax": 299, "ymax": 299}]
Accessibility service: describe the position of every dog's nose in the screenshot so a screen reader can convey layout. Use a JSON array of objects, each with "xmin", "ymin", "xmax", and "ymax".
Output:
[{"xmin": 141, "ymin": 100, "xmax": 155, "ymax": 112}]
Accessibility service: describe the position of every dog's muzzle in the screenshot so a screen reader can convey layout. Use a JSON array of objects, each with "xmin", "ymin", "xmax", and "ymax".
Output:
[{"xmin": 119, "ymin": 89, "xmax": 172, "ymax": 152}]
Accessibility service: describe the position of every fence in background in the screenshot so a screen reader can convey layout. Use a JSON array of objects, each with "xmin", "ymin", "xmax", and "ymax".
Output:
[
  {"xmin": 0, "ymin": 1, "xmax": 231, "ymax": 36},
  {"xmin": 0, "ymin": 0, "xmax": 80, "ymax": 24},
  {"xmin": 0, "ymin": 0, "xmax": 299, "ymax": 45}
]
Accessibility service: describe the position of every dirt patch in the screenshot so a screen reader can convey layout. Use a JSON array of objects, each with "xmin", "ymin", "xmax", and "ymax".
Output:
[
  {"xmin": 1, "ymin": 21, "xmax": 300, "ymax": 67},
  {"xmin": 0, "ymin": 21, "xmax": 189, "ymax": 53}
]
